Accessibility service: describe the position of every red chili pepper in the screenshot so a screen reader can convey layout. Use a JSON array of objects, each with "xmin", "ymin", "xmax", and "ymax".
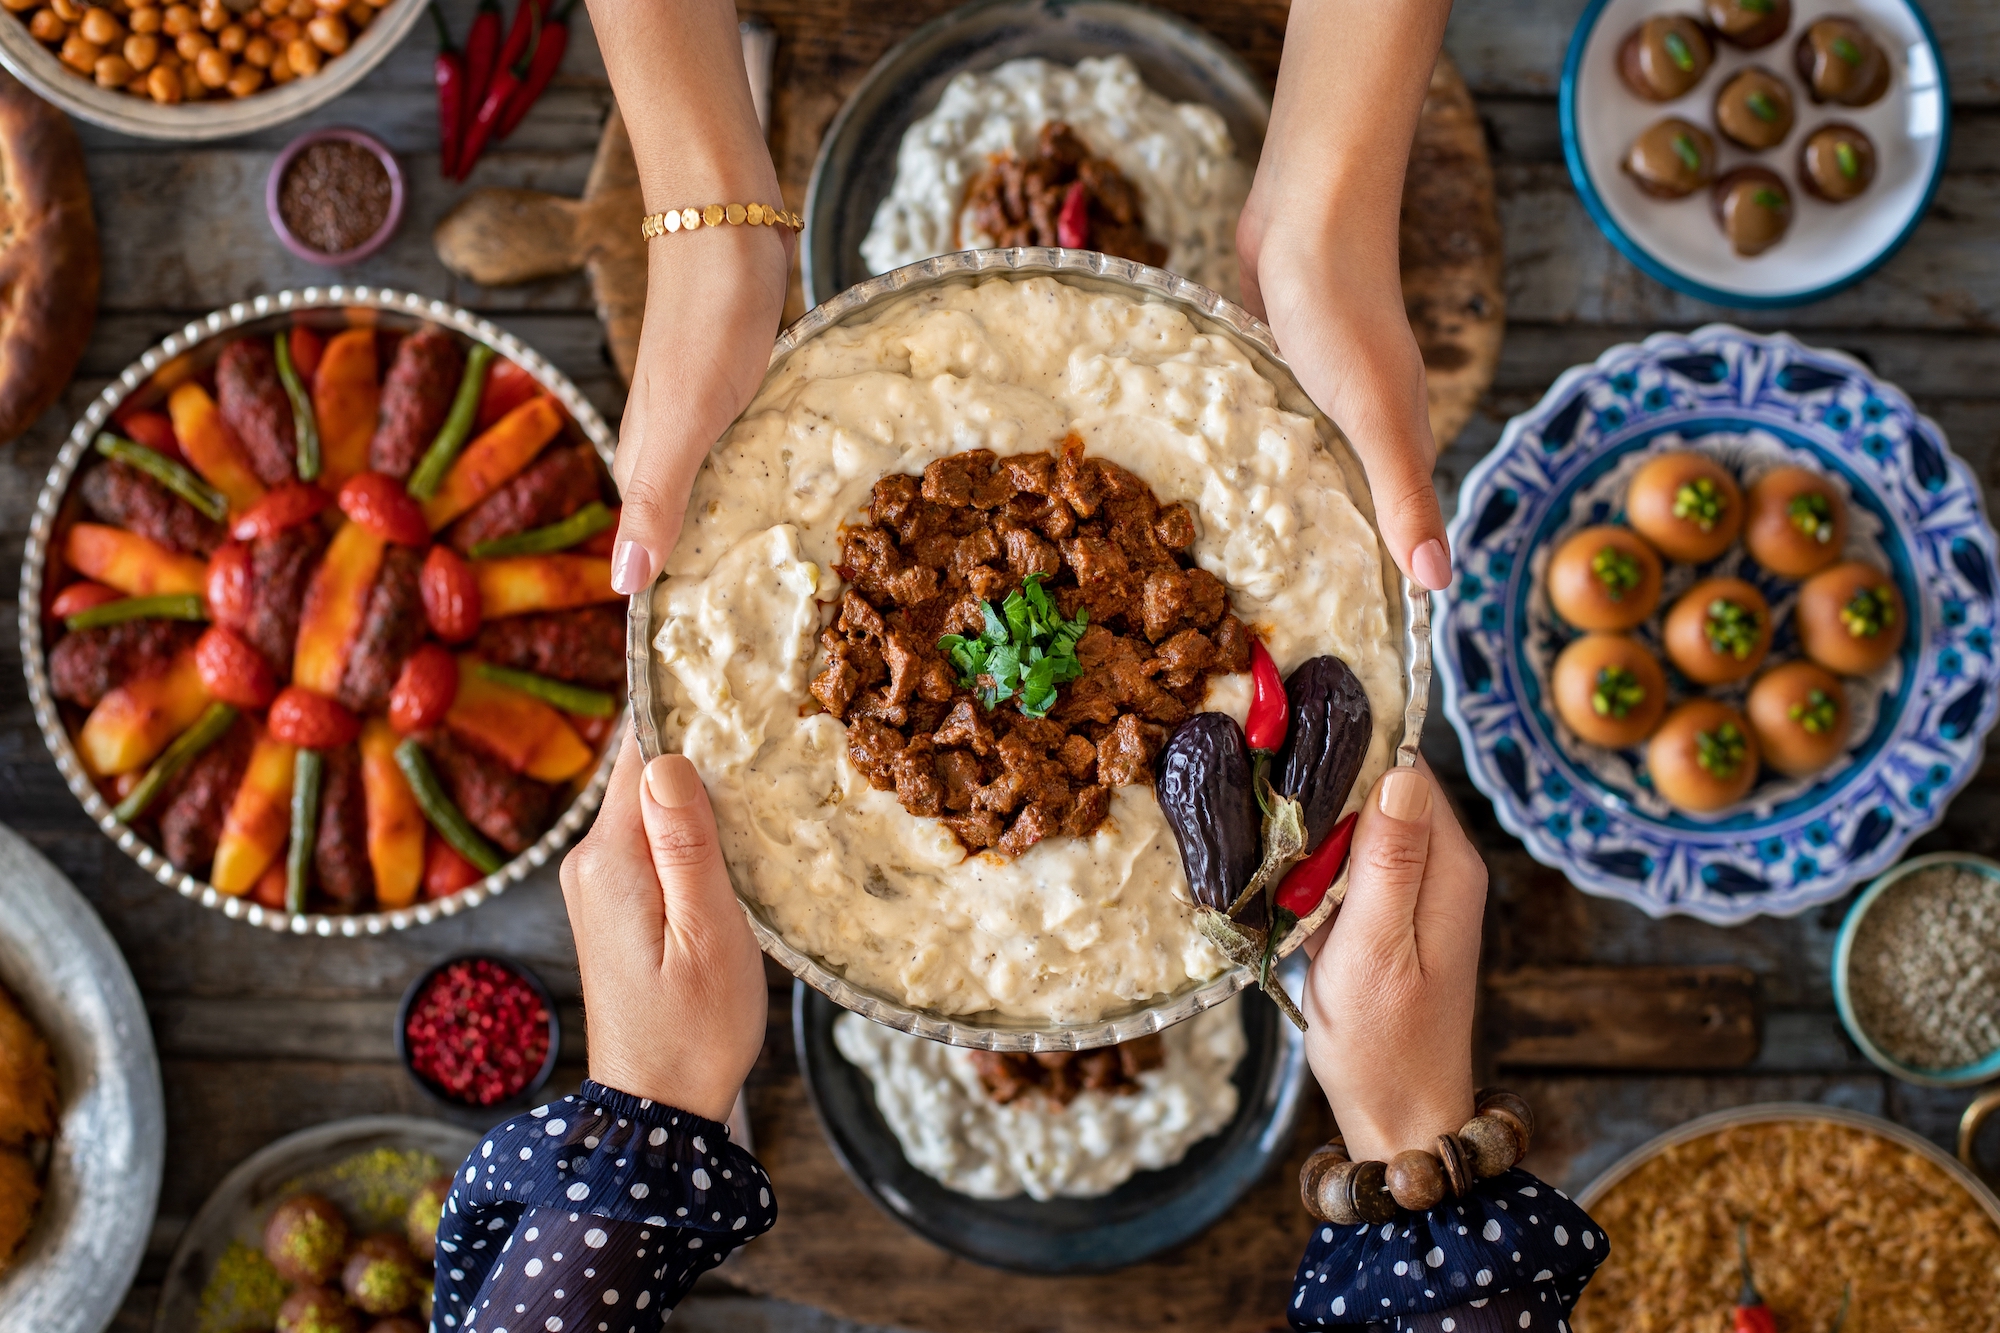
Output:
[
  {"xmin": 1732, "ymin": 1223, "xmax": 1778, "ymax": 1333},
  {"xmin": 230, "ymin": 481, "xmax": 332, "ymax": 542},
  {"xmin": 428, "ymin": 3, "xmax": 466, "ymax": 178},
  {"xmin": 288, "ymin": 325, "xmax": 324, "ymax": 386},
  {"xmin": 495, "ymin": 0, "xmax": 574, "ymax": 141},
  {"xmin": 1056, "ymin": 181, "xmax": 1089, "ymax": 249},
  {"xmin": 453, "ymin": 1, "xmax": 536, "ymax": 181},
  {"xmin": 491, "ymin": 0, "xmax": 546, "ymax": 85},
  {"xmin": 1245, "ymin": 639, "xmax": 1288, "ymax": 752},
  {"xmin": 461, "ymin": 0, "xmax": 502, "ymax": 147},
  {"xmin": 404, "ymin": 958, "xmax": 550, "ymax": 1105},
  {"xmin": 50, "ymin": 581, "xmax": 122, "ymax": 620},
  {"xmin": 119, "ymin": 409, "xmax": 184, "ymax": 463},
  {"xmin": 1274, "ymin": 810, "xmax": 1359, "ymax": 918}
]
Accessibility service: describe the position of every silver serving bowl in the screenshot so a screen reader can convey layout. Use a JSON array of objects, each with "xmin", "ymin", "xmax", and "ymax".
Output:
[
  {"xmin": 0, "ymin": 0, "xmax": 426, "ymax": 142},
  {"xmin": 19, "ymin": 286, "xmax": 620, "ymax": 937},
  {"xmin": 629, "ymin": 247, "xmax": 1430, "ymax": 1051}
]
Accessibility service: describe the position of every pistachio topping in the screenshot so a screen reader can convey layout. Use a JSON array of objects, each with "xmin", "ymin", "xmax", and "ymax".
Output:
[
  {"xmin": 1664, "ymin": 28, "xmax": 1695, "ymax": 72},
  {"xmin": 1831, "ymin": 34, "xmax": 1862, "ymax": 66},
  {"xmin": 1747, "ymin": 90, "xmax": 1780, "ymax": 123},
  {"xmin": 1788, "ymin": 688, "xmax": 1840, "ymax": 736},
  {"xmin": 1741, "ymin": 0, "xmax": 1773, "ymax": 12},
  {"xmin": 1834, "ymin": 140, "xmax": 1860, "ymax": 179},
  {"xmin": 1592, "ymin": 665, "xmax": 1647, "ymax": 720},
  {"xmin": 1673, "ymin": 476, "xmax": 1728, "ymax": 531},
  {"xmin": 1695, "ymin": 721, "xmax": 1749, "ymax": 779},
  {"xmin": 1788, "ymin": 491, "xmax": 1835, "ymax": 544},
  {"xmin": 1840, "ymin": 585, "xmax": 1897, "ymax": 639},
  {"xmin": 1672, "ymin": 132, "xmax": 1703, "ymax": 172},
  {"xmin": 1704, "ymin": 598, "xmax": 1763, "ymax": 660},
  {"xmin": 1591, "ymin": 545, "xmax": 1645, "ymax": 601},
  {"xmin": 1752, "ymin": 187, "xmax": 1789, "ymax": 212}
]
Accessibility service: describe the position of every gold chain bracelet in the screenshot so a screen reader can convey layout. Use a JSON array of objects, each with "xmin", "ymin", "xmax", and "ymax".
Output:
[{"xmin": 641, "ymin": 203, "xmax": 803, "ymax": 239}]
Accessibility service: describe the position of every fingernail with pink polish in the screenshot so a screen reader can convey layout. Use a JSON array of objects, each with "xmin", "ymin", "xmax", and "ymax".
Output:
[
  {"xmin": 1412, "ymin": 539, "xmax": 1452, "ymax": 592},
  {"xmin": 611, "ymin": 540, "xmax": 655, "ymax": 595}
]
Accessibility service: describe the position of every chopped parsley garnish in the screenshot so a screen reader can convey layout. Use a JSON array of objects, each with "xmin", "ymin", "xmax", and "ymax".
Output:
[
  {"xmin": 1591, "ymin": 546, "xmax": 1645, "ymax": 601},
  {"xmin": 1672, "ymin": 132, "xmax": 1703, "ymax": 172},
  {"xmin": 1663, "ymin": 28, "xmax": 1695, "ymax": 72},
  {"xmin": 1788, "ymin": 492, "xmax": 1835, "ymax": 543},
  {"xmin": 937, "ymin": 573, "xmax": 1088, "ymax": 718},
  {"xmin": 1592, "ymin": 666, "xmax": 1647, "ymax": 720},
  {"xmin": 1704, "ymin": 598, "xmax": 1763, "ymax": 661},
  {"xmin": 1673, "ymin": 477, "xmax": 1728, "ymax": 531},
  {"xmin": 1835, "ymin": 140, "xmax": 1861, "ymax": 179},
  {"xmin": 1696, "ymin": 721, "xmax": 1749, "ymax": 778},
  {"xmin": 1747, "ymin": 90, "xmax": 1780, "ymax": 123},
  {"xmin": 1840, "ymin": 585, "xmax": 1897, "ymax": 639},
  {"xmin": 1789, "ymin": 689, "xmax": 1840, "ymax": 735}
]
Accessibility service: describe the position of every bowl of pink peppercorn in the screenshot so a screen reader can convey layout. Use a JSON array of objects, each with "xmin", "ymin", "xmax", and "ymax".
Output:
[{"xmin": 396, "ymin": 953, "xmax": 560, "ymax": 1110}]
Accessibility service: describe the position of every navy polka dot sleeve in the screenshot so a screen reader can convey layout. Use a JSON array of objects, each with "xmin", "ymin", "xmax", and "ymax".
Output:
[
  {"xmin": 432, "ymin": 1080, "xmax": 776, "ymax": 1333},
  {"xmin": 1289, "ymin": 1170, "xmax": 1607, "ymax": 1332}
]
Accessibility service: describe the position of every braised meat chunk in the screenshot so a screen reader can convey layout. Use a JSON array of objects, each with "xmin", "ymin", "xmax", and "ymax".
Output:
[
  {"xmin": 448, "ymin": 444, "xmax": 604, "ymax": 554},
  {"xmin": 475, "ymin": 605, "xmax": 625, "ymax": 688},
  {"xmin": 961, "ymin": 121, "xmax": 1168, "ymax": 268},
  {"xmin": 48, "ymin": 618, "xmax": 199, "ymax": 707},
  {"xmin": 246, "ymin": 522, "xmax": 329, "ymax": 679},
  {"xmin": 371, "ymin": 326, "xmax": 464, "ymax": 480},
  {"xmin": 422, "ymin": 730, "xmax": 557, "ymax": 855},
  {"xmin": 79, "ymin": 458, "xmax": 225, "ymax": 556},
  {"xmin": 215, "ymin": 338, "xmax": 300, "ymax": 487},
  {"xmin": 156, "ymin": 714, "xmax": 252, "ymax": 872},
  {"xmin": 313, "ymin": 744, "xmax": 375, "ymax": 908},
  {"xmin": 970, "ymin": 1033, "xmax": 1166, "ymax": 1107},
  {"xmin": 336, "ymin": 544, "xmax": 426, "ymax": 713},
  {"xmin": 814, "ymin": 440, "xmax": 1249, "ymax": 858}
]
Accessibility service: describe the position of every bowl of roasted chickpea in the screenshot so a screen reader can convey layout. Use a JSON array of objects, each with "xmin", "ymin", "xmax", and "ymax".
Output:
[{"xmin": 0, "ymin": 0, "xmax": 424, "ymax": 141}]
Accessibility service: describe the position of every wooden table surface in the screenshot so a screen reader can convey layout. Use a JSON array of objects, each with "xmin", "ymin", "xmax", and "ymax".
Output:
[{"xmin": 1, "ymin": 1, "xmax": 1997, "ymax": 1329}]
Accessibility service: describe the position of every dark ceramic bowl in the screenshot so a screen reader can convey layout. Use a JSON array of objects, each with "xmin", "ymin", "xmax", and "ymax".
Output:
[
  {"xmin": 395, "ymin": 952, "xmax": 562, "ymax": 1115},
  {"xmin": 793, "ymin": 969, "xmax": 1311, "ymax": 1273},
  {"xmin": 265, "ymin": 126, "xmax": 406, "ymax": 267}
]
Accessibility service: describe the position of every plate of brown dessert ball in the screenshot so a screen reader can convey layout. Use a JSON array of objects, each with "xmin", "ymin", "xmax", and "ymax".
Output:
[
  {"xmin": 1560, "ymin": 0, "xmax": 1947, "ymax": 306},
  {"xmin": 1440, "ymin": 325, "xmax": 2000, "ymax": 923}
]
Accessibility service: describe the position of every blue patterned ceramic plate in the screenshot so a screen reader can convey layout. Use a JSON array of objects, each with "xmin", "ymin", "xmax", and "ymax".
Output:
[{"xmin": 1439, "ymin": 324, "xmax": 2000, "ymax": 923}]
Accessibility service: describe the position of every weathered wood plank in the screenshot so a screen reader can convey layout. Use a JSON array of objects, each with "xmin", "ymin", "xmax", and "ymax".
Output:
[
  {"xmin": 1486, "ymin": 965, "xmax": 1761, "ymax": 1069},
  {"xmin": 147, "ymin": 996, "xmax": 588, "ymax": 1060}
]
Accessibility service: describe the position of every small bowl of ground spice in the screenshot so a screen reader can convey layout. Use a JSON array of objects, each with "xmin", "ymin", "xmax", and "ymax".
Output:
[
  {"xmin": 1836, "ymin": 852, "xmax": 2000, "ymax": 1087},
  {"xmin": 396, "ymin": 954, "xmax": 561, "ymax": 1110},
  {"xmin": 266, "ymin": 127, "xmax": 404, "ymax": 267}
]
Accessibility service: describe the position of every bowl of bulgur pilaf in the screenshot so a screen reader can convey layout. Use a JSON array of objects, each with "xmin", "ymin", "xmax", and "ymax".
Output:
[{"xmin": 1573, "ymin": 1105, "xmax": 2000, "ymax": 1333}]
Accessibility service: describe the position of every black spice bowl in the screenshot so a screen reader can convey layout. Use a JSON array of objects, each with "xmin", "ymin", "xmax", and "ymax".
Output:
[{"xmin": 395, "ymin": 951, "xmax": 562, "ymax": 1116}]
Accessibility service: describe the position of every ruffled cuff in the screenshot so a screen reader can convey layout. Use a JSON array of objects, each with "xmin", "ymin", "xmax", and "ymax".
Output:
[{"xmin": 1288, "ymin": 1170, "xmax": 1607, "ymax": 1332}]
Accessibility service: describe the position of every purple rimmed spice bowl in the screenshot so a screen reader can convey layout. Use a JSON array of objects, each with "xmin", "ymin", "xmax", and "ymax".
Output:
[{"xmin": 265, "ymin": 127, "xmax": 405, "ymax": 267}]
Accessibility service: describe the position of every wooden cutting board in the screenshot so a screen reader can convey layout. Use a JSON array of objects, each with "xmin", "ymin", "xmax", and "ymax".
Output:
[{"xmin": 432, "ymin": 14, "xmax": 1502, "ymax": 447}]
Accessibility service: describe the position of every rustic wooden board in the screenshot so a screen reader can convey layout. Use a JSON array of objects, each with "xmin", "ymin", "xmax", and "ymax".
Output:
[{"xmin": 1484, "ymin": 965, "xmax": 1760, "ymax": 1069}]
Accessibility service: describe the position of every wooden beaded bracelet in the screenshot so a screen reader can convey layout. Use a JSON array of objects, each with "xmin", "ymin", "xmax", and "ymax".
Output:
[{"xmin": 1298, "ymin": 1089, "xmax": 1535, "ymax": 1225}]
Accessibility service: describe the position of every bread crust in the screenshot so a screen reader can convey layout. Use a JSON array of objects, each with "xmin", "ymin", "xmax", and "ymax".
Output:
[{"xmin": 0, "ymin": 68, "xmax": 98, "ymax": 444}]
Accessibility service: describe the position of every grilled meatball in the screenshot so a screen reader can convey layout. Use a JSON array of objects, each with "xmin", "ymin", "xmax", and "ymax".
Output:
[
  {"xmin": 157, "ymin": 717, "xmax": 253, "ymax": 872},
  {"xmin": 246, "ymin": 523, "xmax": 329, "ymax": 679},
  {"xmin": 215, "ymin": 338, "xmax": 300, "ymax": 487},
  {"xmin": 473, "ymin": 605, "xmax": 624, "ymax": 688},
  {"xmin": 78, "ymin": 458, "xmax": 224, "ymax": 555},
  {"xmin": 422, "ymin": 731, "xmax": 556, "ymax": 855},
  {"xmin": 313, "ymin": 744, "xmax": 375, "ymax": 908},
  {"xmin": 337, "ymin": 545, "xmax": 427, "ymax": 713},
  {"xmin": 371, "ymin": 327, "xmax": 464, "ymax": 481},
  {"xmin": 447, "ymin": 444, "xmax": 603, "ymax": 554},
  {"xmin": 48, "ymin": 619, "xmax": 199, "ymax": 707}
]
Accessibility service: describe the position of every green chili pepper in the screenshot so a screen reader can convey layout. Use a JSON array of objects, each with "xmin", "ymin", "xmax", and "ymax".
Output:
[
  {"xmin": 287, "ymin": 747, "xmax": 323, "ymax": 915},
  {"xmin": 1834, "ymin": 140, "xmax": 1860, "ymax": 179},
  {"xmin": 1840, "ymin": 586, "xmax": 1896, "ymax": 638},
  {"xmin": 113, "ymin": 702, "xmax": 239, "ymax": 823},
  {"xmin": 1788, "ymin": 689, "xmax": 1839, "ymax": 735},
  {"xmin": 407, "ymin": 343, "xmax": 497, "ymax": 501},
  {"xmin": 1695, "ymin": 722, "xmax": 1748, "ymax": 778},
  {"xmin": 1663, "ymin": 28, "xmax": 1694, "ymax": 72},
  {"xmin": 274, "ymin": 331, "xmax": 322, "ymax": 484},
  {"xmin": 65, "ymin": 593, "xmax": 207, "ymax": 632},
  {"xmin": 94, "ymin": 432, "xmax": 228, "ymax": 522},
  {"xmin": 1704, "ymin": 599, "xmax": 1764, "ymax": 661},
  {"xmin": 1591, "ymin": 546, "xmax": 1645, "ymax": 601},
  {"xmin": 1591, "ymin": 666, "xmax": 1647, "ymax": 720},
  {"xmin": 1746, "ymin": 90, "xmax": 1780, "ymax": 123},
  {"xmin": 476, "ymin": 660, "xmax": 617, "ymax": 718},
  {"xmin": 395, "ymin": 738, "xmax": 504, "ymax": 875},
  {"xmin": 1672, "ymin": 132, "xmax": 1703, "ymax": 173},
  {"xmin": 468, "ymin": 501, "xmax": 614, "ymax": 559}
]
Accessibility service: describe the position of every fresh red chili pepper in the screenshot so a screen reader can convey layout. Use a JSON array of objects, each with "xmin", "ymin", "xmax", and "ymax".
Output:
[
  {"xmin": 460, "ymin": 0, "xmax": 502, "ymax": 152},
  {"xmin": 50, "ymin": 581, "xmax": 122, "ymax": 620},
  {"xmin": 429, "ymin": 3, "xmax": 465, "ymax": 178},
  {"xmin": 453, "ymin": 1, "xmax": 536, "ymax": 181},
  {"xmin": 119, "ymin": 409, "xmax": 184, "ymax": 463},
  {"xmin": 230, "ymin": 481, "xmax": 332, "ymax": 542},
  {"xmin": 1245, "ymin": 639, "xmax": 1288, "ymax": 752},
  {"xmin": 1056, "ymin": 181, "xmax": 1089, "ymax": 249},
  {"xmin": 1732, "ymin": 1223, "xmax": 1778, "ymax": 1333},
  {"xmin": 1274, "ymin": 810, "xmax": 1359, "ymax": 918},
  {"xmin": 495, "ymin": 0, "xmax": 574, "ymax": 141},
  {"xmin": 491, "ymin": 0, "xmax": 545, "ymax": 85},
  {"xmin": 403, "ymin": 957, "xmax": 550, "ymax": 1105}
]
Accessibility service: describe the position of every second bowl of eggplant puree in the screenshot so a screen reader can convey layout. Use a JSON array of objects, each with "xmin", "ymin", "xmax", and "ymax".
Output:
[{"xmin": 649, "ymin": 270, "xmax": 1403, "ymax": 1026}]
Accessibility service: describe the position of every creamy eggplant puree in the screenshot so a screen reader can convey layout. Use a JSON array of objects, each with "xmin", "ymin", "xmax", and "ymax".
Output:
[
  {"xmin": 860, "ymin": 55, "xmax": 1251, "ymax": 299},
  {"xmin": 833, "ymin": 1002, "xmax": 1247, "ymax": 1201},
  {"xmin": 651, "ymin": 275, "xmax": 1401, "ymax": 1023}
]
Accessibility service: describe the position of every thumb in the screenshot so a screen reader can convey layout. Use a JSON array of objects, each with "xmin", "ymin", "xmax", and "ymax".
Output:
[
  {"xmin": 1335, "ymin": 765, "xmax": 1435, "ymax": 941},
  {"xmin": 638, "ymin": 754, "xmax": 742, "ymax": 938}
]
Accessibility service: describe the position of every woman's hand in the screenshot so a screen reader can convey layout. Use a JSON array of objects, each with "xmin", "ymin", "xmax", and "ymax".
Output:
[
  {"xmin": 1302, "ymin": 761, "xmax": 1486, "ymax": 1161},
  {"xmin": 1237, "ymin": 0, "xmax": 1455, "ymax": 591},
  {"xmin": 560, "ymin": 738, "xmax": 767, "ymax": 1123}
]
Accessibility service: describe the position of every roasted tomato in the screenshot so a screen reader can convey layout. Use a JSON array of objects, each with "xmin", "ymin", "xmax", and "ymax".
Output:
[
  {"xmin": 49, "ymin": 581, "xmax": 122, "ymax": 619},
  {"xmin": 338, "ymin": 472, "xmax": 432, "ymax": 547},
  {"xmin": 267, "ymin": 685, "xmax": 361, "ymax": 749},
  {"xmin": 194, "ymin": 625, "xmax": 279, "ymax": 708},
  {"xmin": 421, "ymin": 544, "xmax": 482, "ymax": 643},
  {"xmin": 423, "ymin": 833, "xmax": 484, "ymax": 899},
  {"xmin": 205, "ymin": 540, "xmax": 255, "ymax": 631},
  {"xmin": 389, "ymin": 645, "xmax": 459, "ymax": 734},
  {"xmin": 231, "ymin": 481, "xmax": 333, "ymax": 542}
]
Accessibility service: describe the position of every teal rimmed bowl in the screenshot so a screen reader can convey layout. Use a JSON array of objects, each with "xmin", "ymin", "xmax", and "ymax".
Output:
[{"xmin": 1833, "ymin": 851, "xmax": 2000, "ymax": 1088}]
